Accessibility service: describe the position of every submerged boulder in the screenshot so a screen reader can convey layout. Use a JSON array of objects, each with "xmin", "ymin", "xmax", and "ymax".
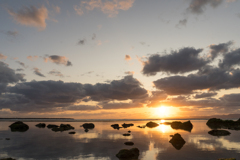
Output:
[
  {"xmin": 9, "ymin": 121, "xmax": 29, "ymax": 132},
  {"xmin": 111, "ymin": 124, "xmax": 122, "ymax": 130},
  {"xmin": 123, "ymin": 133, "xmax": 131, "ymax": 136},
  {"xmin": 124, "ymin": 142, "xmax": 134, "ymax": 146},
  {"xmin": 81, "ymin": 123, "xmax": 95, "ymax": 129},
  {"xmin": 35, "ymin": 123, "xmax": 46, "ymax": 128},
  {"xmin": 169, "ymin": 133, "xmax": 186, "ymax": 150},
  {"xmin": 47, "ymin": 124, "xmax": 59, "ymax": 129},
  {"xmin": 218, "ymin": 158, "xmax": 236, "ymax": 160},
  {"xmin": 51, "ymin": 124, "xmax": 74, "ymax": 132},
  {"xmin": 146, "ymin": 121, "xmax": 159, "ymax": 128},
  {"xmin": 171, "ymin": 121, "xmax": 193, "ymax": 132},
  {"xmin": 122, "ymin": 123, "xmax": 134, "ymax": 128},
  {"xmin": 116, "ymin": 148, "xmax": 139, "ymax": 159},
  {"xmin": 69, "ymin": 131, "xmax": 76, "ymax": 134},
  {"xmin": 207, "ymin": 118, "xmax": 240, "ymax": 130},
  {"xmin": 208, "ymin": 129, "xmax": 231, "ymax": 136}
]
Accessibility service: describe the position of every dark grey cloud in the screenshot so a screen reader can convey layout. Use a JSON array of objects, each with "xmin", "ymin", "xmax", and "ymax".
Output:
[
  {"xmin": 187, "ymin": 0, "xmax": 223, "ymax": 14},
  {"xmin": 16, "ymin": 68, "xmax": 24, "ymax": 71},
  {"xmin": 142, "ymin": 47, "xmax": 208, "ymax": 76},
  {"xmin": 209, "ymin": 41, "xmax": 233, "ymax": 60},
  {"xmin": 92, "ymin": 33, "xmax": 96, "ymax": 40},
  {"xmin": 153, "ymin": 66, "xmax": 231, "ymax": 95},
  {"xmin": 33, "ymin": 68, "xmax": 45, "ymax": 77},
  {"xmin": 194, "ymin": 92, "xmax": 217, "ymax": 99},
  {"xmin": 45, "ymin": 55, "xmax": 72, "ymax": 66},
  {"xmin": 78, "ymin": 39, "xmax": 86, "ymax": 45},
  {"xmin": 16, "ymin": 61, "xmax": 27, "ymax": 68},
  {"xmin": 0, "ymin": 61, "xmax": 25, "ymax": 84},
  {"xmin": 4, "ymin": 75, "xmax": 148, "ymax": 112},
  {"xmin": 6, "ymin": 30, "xmax": 18, "ymax": 36},
  {"xmin": 176, "ymin": 19, "xmax": 187, "ymax": 28},
  {"xmin": 219, "ymin": 48, "xmax": 240, "ymax": 69},
  {"xmin": 48, "ymin": 70, "xmax": 64, "ymax": 77}
]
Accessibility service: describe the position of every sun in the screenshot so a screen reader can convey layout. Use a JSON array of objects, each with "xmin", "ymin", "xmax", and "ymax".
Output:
[{"xmin": 155, "ymin": 106, "xmax": 169, "ymax": 117}]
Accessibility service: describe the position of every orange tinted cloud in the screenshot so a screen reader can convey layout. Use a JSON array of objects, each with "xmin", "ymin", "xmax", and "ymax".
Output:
[
  {"xmin": 7, "ymin": 6, "xmax": 48, "ymax": 30},
  {"xmin": 0, "ymin": 53, "xmax": 7, "ymax": 60},
  {"xmin": 27, "ymin": 56, "xmax": 38, "ymax": 61},
  {"xmin": 75, "ymin": 0, "xmax": 135, "ymax": 17},
  {"xmin": 125, "ymin": 55, "xmax": 131, "ymax": 61},
  {"xmin": 44, "ymin": 55, "xmax": 72, "ymax": 66}
]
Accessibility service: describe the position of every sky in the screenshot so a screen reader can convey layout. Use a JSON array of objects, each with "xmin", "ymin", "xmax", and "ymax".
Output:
[{"xmin": 1, "ymin": 0, "xmax": 240, "ymax": 119}]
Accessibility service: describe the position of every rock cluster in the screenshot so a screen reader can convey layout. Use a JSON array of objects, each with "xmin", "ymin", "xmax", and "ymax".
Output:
[
  {"xmin": 116, "ymin": 148, "xmax": 139, "ymax": 159},
  {"xmin": 207, "ymin": 118, "xmax": 240, "ymax": 130},
  {"xmin": 146, "ymin": 121, "xmax": 159, "ymax": 128},
  {"xmin": 122, "ymin": 123, "xmax": 134, "ymax": 128},
  {"xmin": 81, "ymin": 123, "xmax": 95, "ymax": 132},
  {"xmin": 171, "ymin": 121, "xmax": 193, "ymax": 132},
  {"xmin": 47, "ymin": 124, "xmax": 74, "ymax": 132},
  {"xmin": 9, "ymin": 121, "xmax": 29, "ymax": 132}
]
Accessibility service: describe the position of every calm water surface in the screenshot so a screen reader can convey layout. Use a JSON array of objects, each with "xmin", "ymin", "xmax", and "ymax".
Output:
[{"xmin": 0, "ymin": 120, "xmax": 239, "ymax": 160}]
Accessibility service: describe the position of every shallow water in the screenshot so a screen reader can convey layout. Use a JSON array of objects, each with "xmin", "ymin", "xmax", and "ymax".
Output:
[{"xmin": 0, "ymin": 120, "xmax": 239, "ymax": 160}]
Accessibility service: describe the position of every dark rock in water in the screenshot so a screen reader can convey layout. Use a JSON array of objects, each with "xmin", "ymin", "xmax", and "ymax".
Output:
[
  {"xmin": 9, "ymin": 121, "xmax": 29, "ymax": 132},
  {"xmin": 123, "ymin": 133, "xmax": 131, "ymax": 136},
  {"xmin": 0, "ymin": 158, "xmax": 16, "ymax": 160},
  {"xmin": 124, "ymin": 142, "xmax": 134, "ymax": 146},
  {"xmin": 171, "ymin": 121, "xmax": 193, "ymax": 132},
  {"xmin": 84, "ymin": 129, "xmax": 89, "ymax": 132},
  {"xmin": 69, "ymin": 131, "xmax": 76, "ymax": 134},
  {"xmin": 207, "ymin": 118, "xmax": 240, "ymax": 130},
  {"xmin": 122, "ymin": 123, "xmax": 134, "ymax": 128},
  {"xmin": 51, "ymin": 124, "xmax": 74, "ymax": 132},
  {"xmin": 111, "ymin": 124, "xmax": 122, "ymax": 130},
  {"xmin": 169, "ymin": 133, "xmax": 186, "ymax": 150},
  {"xmin": 218, "ymin": 158, "xmax": 236, "ymax": 160},
  {"xmin": 137, "ymin": 125, "xmax": 146, "ymax": 128},
  {"xmin": 146, "ymin": 121, "xmax": 159, "ymax": 128},
  {"xmin": 128, "ymin": 130, "xmax": 131, "ymax": 133},
  {"xmin": 81, "ymin": 123, "xmax": 95, "ymax": 129},
  {"xmin": 47, "ymin": 124, "xmax": 59, "ymax": 129},
  {"xmin": 208, "ymin": 129, "xmax": 231, "ymax": 136},
  {"xmin": 116, "ymin": 148, "xmax": 139, "ymax": 159},
  {"xmin": 35, "ymin": 123, "xmax": 46, "ymax": 128},
  {"xmin": 5, "ymin": 138, "xmax": 10, "ymax": 140}
]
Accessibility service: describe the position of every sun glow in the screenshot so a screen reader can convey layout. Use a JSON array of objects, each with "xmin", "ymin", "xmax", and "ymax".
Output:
[{"xmin": 155, "ymin": 106, "xmax": 170, "ymax": 118}]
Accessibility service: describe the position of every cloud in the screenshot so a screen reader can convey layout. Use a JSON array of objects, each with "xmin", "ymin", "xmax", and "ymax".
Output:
[
  {"xmin": 4, "ymin": 75, "xmax": 148, "ymax": 112},
  {"xmin": 33, "ymin": 68, "xmax": 45, "ymax": 77},
  {"xmin": 48, "ymin": 70, "xmax": 64, "ymax": 77},
  {"xmin": 52, "ymin": 5, "xmax": 60, "ymax": 13},
  {"xmin": 209, "ymin": 41, "xmax": 233, "ymax": 60},
  {"xmin": 0, "ymin": 54, "xmax": 7, "ymax": 60},
  {"xmin": 194, "ymin": 92, "xmax": 218, "ymax": 99},
  {"xmin": 125, "ymin": 55, "xmax": 131, "ymax": 61},
  {"xmin": 124, "ymin": 71, "xmax": 134, "ymax": 75},
  {"xmin": 142, "ymin": 47, "xmax": 208, "ymax": 76},
  {"xmin": 176, "ymin": 18, "xmax": 187, "ymax": 28},
  {"xmin": 16, "ymin": 61, "xmax": 27, "ymax": 68},
  {"xmin": 187, "ymin": 0, "xmax": 223, "ymax": 14},
  {"xmin": 7, "ymin": 5, "xmax": 48, "ymax": 30},
  {"xmin": 27, "ymin": 56, "xmax": 38, "ymax": 61},
  {"xmin": 78, "ymin": 39, "xmax": 86, "ymax": 45},
  {"xmin": 80, "ymin": 71, "xmax": 94, "ymax": 76},
  {"xmin": 219, "ymin": 48, "xmax": 240, "ymax": 69},
  {"xmin": 0, "ymin": 61, "xmax": 25, "ymax": 84},
  {"xmin": 74, "ymin": 0, "xmax": 135, "ymax": 17},
  {"xmin": 16, "ymin": 68, "xmax": 24, "ymax": 72},
  {"xmin": 44, "ymin": 55, "xmax": 72, "ymax": 66},
  {"xmin": 147, "ymin": 91, "xmax": 168, "ymax": 107},
  {"xmin": 2, "ymin": 30, "xmax": 19, "ymax": 37},
  {"xmin": 92, "ymin": 33, "xmax": 96, "ymax": 40}
]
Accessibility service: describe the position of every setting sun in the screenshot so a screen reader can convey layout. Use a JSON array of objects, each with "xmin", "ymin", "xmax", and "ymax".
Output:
[{"xmin": 155, "ymin": 106, "xmax": 169, "ymax": 117}]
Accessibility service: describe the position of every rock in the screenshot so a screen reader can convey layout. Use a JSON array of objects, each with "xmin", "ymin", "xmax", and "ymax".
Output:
[
  {"xmin": 0, "ymin": 158, "xmax": 16, "ymax": 160},
  {"xmin": 81, "ymin": 123, "xmax": 95, "ymax": 129},
  {"xmin": 9, "ymin": 121, "xmax": 29, "ymax": 132},
  {"xmin": 47, "ymin": 124, "xmax": 59, "ymax": 129},
  {"xmin": 35, "ymin": 123, "xmax": 46, "ymax": 128},
  {"xmin": 218, "ymin": 158, "xmax": 236, "ymax": 160},
  {"xmin": 123, "ymin": 133, "xmax": 131, "ymax": 136},
  {"xmin": 128, "ymin": 130, "xmax": 131, "ymax": 133},
  {"xmin": 169, "ymin": 133, "xmax": 186, "ymax": 150},
  {"xmin": 124, "ymin": 142, "xmax": 134, "ymax": 146},
  {"xmin": 137, "ymin": 125, "xmax": 146, "ymax": 128},
  {"xmin": 111, "ymin": 124, "xmax": 122, "ymax": 130},
  {"xmin": 69, "ymin": 131, "xmax": 76, "ymax": 134},
  {"xmin": 5, "ymin": 138, "xmax": 10, "ymax": 140},
  {"xmin": 122, "ymin": 123, "xmax": 134, "ymax": 128},
  {"xmin": 146, "ymin": 121, "xmax": 159, "ymax": 128},
  {"xmin": 171, "ymin": 121, "xmax": 193, "ymax": 132},
  {"xmin": 51, "ymin": 124, "xmax": 74, "ymax": 132},
  {"xmin": 207, "ymin": 118, "xmax": 240, "ymax": 130},
  {"xmin": 208, "ymin": 129, "xmax": 231, "ymax": 136},
  {"xmin": 116, "ymin": 148, "xmax": 139, "ymax": 159}
]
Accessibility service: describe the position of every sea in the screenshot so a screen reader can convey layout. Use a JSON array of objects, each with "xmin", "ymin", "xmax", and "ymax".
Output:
[{"xmin": 0, "ymin": 119, "xmax": 239, "ymax": 160}]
